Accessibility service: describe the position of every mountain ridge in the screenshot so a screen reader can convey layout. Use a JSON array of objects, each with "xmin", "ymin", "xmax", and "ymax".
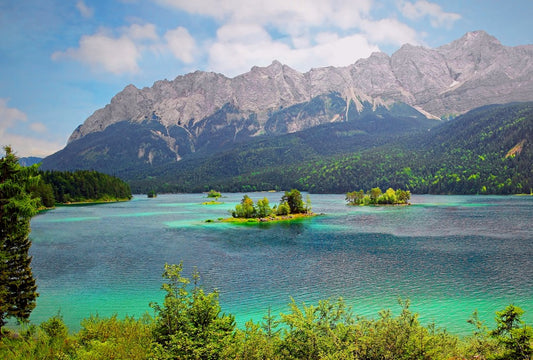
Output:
[
  {"xmin": 67, "ymin": 30, "xmax": 532, "ymax": 145},
  {"xmin": 42, "ymin": 31, "xmax": 533, "ymax": 191}
]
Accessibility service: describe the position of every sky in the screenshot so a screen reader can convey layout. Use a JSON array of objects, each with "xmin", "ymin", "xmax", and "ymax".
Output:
[{"xmin": 0, "ymin": 0, "xmax": 531, "ymax": 158}]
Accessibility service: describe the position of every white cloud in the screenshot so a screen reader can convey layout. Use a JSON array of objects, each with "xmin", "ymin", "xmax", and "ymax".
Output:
[
  {"xmin": 155, "ymin": 0, "xmax": 372, "ymax": 34},
  {"xmin": 0, "ymin": 98, "xmax": 27, "ymax": 137},
  {"xmin": 55, "ymin": 0, "xmax": 434, "ymax": 78},
  {"xmin": 1, "ymin": 135, "xmax": 64, "ymax": 158},
  {"xmin": 0, "ymin": 99, "xmax": 62, "ymax": 157},
  {"xmin": 30, "ymin": 122, "xmax": 48, "ymax": 133},
  {"xmin": 164, "ymin": 27, "xmax": 196, "ymax": 63},
  {"xmin": 208, "ymin": 23, "xmax": 379, "ymax": 77},
  {"xmin": 361, "ymin": 18, "xmax": 422, "ymax": 46},
  {"xmin": 155, "ymin": 0, "xmax": 426, "ymax": 76},
  {"xmin": 126, "ymin": 23, "xmax": 159, "ymax": 41},
  {"xmin": 53, "ymin": 23, "xmax": 197, "ymax": 74},
  {"xmin": 400, "ymin": 0, "xmax": 461, "ymax": 28},
  {"xmin": 52, "ymin": 29, "xmax": 141, "ymax": 74},
  {"xmin": 76, "ymin": 0, "xmax": 94, "ymax": 18}
]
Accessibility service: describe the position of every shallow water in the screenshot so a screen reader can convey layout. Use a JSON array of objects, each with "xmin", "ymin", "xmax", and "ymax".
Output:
[{"xmin": 28, "ymin": 193, "xmax": 533, "ymax": 334}]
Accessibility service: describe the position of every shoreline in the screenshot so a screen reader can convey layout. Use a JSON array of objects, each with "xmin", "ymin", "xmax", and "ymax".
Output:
[{"xmin": 37, "ymin": 197, "xmax": 131, "ymax": 212}]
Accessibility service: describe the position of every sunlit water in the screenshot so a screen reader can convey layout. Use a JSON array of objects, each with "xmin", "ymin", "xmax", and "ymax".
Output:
[{"xmin": 28, "ymin": 194, "xmax": 533, "ymax": 335}]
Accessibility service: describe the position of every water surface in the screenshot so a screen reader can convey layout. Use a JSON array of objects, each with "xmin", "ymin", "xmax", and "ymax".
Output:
[{"xmin": 29, "ymin": 194, "xmax": 533, "ymax": 334}]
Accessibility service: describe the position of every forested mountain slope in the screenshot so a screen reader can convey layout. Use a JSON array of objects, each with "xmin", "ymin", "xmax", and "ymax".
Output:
[{"xmin": 128, "ymin": 102, "xmax": 532, "ymax": 194}]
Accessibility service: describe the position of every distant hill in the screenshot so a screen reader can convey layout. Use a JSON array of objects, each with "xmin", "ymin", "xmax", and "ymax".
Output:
[
  {"xmin": 41, "ymin": 31, "xmax": 533, "ymax": 184},
  {"xmin": 19, "ymin": 157, "xmax": 42, "ymax": 167}
]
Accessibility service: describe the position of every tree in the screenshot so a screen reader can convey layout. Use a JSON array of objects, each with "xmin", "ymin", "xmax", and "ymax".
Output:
[
  {"xmin": 207, "ymin": 189, "xmax": 221, "ymax": 200},
  {"xmin": 256, "ymin": 197, "xmax": 272, "ymax": 218},
  {"xmin": 232, "ymin": 194, "xmax": 256, "ymax": 218},
  {"xmin": 281, "ymin": 189, "xmax": 307, "ymax": 214},
  {"xmin": 0, "ymin": 146, "xmax": 39, "ymax": 335},
  {"xmin": 490, "ymin": 304, "xmax": 533, "ymax": 359},
  {"xmin": 151, "ymin": 263, "xmax": 236, "ymax": 359},
  {"xmin": 395, "ymin": 189, "xmax": 411, "ymax": 204},
  {"xmin": 379, "ymin": 188, "xmax": 397, "ymax": 204},
  {"xmin": 369, "ymin": 187, "xmax": 382, "ymax": 204},
  {"xmin": 346, "ymin": 190, "xmax": 365, "ymax": 205},
  {"xmin": 276, "ymin": 202, "xmax": 291, "ymax": 216}
]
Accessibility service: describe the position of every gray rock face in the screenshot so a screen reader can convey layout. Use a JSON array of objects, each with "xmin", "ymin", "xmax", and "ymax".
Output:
[{"xmin": 68, "ymin": 31, "xmax": 533, "ymax": 149}]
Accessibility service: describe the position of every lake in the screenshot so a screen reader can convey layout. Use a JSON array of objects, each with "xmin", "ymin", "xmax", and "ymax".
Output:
[{"xmin": 28, "ymin": 193, "xmax": 533, "ymax": 334}]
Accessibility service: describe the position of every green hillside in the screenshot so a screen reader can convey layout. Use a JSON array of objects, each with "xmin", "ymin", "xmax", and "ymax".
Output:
[{"xmin": 129, "ymin": 102, "xmax": 532, "ymax": 195}]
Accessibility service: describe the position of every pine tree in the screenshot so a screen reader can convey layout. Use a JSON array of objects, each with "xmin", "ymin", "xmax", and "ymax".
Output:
[{"xmin": 0, "ymin": 146, "xmax": 39, "ymax": 335}]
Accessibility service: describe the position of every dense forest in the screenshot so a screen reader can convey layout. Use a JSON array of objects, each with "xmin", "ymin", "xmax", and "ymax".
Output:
[
  {"xmin": 1, "ymin": 263, "xmax": 531, "ymax": 359},
  {"xmin": 127, "ymin": 102, "xmax": 532, "ymax": 195},
  {"xmin": 30, "ymin": 170, "xmax": 131, "ymax": 207}
]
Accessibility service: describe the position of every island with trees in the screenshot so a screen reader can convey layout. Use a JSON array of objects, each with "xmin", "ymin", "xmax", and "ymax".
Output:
[
  {"xmin": 346, "ymin": 187, "xmax": 411, "ymax": 206},
  {"xmin": 223, "ymin": 189, "xmax": 315, "ymax": 223},
  {"xmin": 202, "ymin": 189, "xmax": 223, "ymax": 205}
]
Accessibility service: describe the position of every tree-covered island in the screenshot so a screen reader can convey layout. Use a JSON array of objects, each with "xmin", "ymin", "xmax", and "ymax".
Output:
[
  {"xmin": 202, "ymin": 189, "xmax": 223, "ymax": 205},
  {"xmin": 346, "ymin": 187, "xmax": 411, "ymax": 206},
  {"xmin": 221, "ymin": 189, "xmax": 315, "ymax": 223}
]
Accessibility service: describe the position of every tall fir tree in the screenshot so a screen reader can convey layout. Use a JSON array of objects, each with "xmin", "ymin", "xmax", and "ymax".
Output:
[{"xmin": 0, "ymin": 146, "xmax": 39, "ymax": 335}]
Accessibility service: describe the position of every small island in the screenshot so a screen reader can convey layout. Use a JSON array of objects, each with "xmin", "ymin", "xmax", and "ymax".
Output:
[
  {"xmin": 220, "ymin": 189, "xmax": 315, "ymax": 223},
  {"xmin": 346, "ymin": 187, "xmax": 411, "ymax": 206},
  {"xmin": 202, "ymin": 189, "xmax": 223, "ymax": 205}
]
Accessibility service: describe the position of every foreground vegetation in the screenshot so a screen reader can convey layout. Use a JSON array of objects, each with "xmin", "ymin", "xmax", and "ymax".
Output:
[
  {"xmin": 0, "ymin": 147, "xmax": 39, "ymax": 336},
  {"xmin": 1, "ymin": 263, "xmax": 531, "ymax": 360}
]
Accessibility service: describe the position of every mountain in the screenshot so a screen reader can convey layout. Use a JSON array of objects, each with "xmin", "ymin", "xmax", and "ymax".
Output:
[
  {"xmin": 19, "ymin": 157, "xmax": 42, "ymax": 167},
  {"xmin": 133, "ymin": 102, "xmax": 530, "ymax": 195},
  {"xmin": 41, "ymin": 31, "xmax": 533, "ymax": 193}
]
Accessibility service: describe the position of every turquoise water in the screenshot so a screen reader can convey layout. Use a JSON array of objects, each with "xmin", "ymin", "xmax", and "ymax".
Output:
[{"xmin": 28, "ymin": 194, "xmax": 533, "ymax": 334}]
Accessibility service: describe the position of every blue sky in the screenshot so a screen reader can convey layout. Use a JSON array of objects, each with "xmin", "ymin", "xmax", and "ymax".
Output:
[{"xmin": 1, "ymin": 0, "xmax": 531, "ymax": 157}]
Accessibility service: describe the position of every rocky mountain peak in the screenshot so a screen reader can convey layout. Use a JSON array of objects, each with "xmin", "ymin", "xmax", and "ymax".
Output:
[
  {"xmin": 66, "ymin": 31, "xmax": 532, "ymax": 148},
  {"xmin": 451, "ymin": 30, "xmax": 501, "ymax": 48}
]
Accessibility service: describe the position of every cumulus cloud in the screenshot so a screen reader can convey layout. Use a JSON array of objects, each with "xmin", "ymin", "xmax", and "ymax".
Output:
[
  {"xmin": 155, "ymin": 0, "xmax": 372, "ymax": 34},
  {"xmin": 361, "ymin": 18, "xmax": 422, "ymax": 46},
  {"xmin": 208, "ymin": 23, "xmax": 379, "ymax": 77},
  {"xmin": 155, "ymin": 0, "xmax": 426, "ymax": 76},
  {"xmin": 76, "ymin": 0, "xmax": 94, "ymax": 18},
  {"xmin": 30, "ymin": 122, "xmax": 48, "ymax": 133},
  {"xmin": 126, "ymin": 23, "xmax": 159, "ymax": 41},
  {"xmin": 0, "ymin": 98, "xmax": 27, "ymax": 137},
  {"xmin": 56, "ymin": 0, "xmax": 436, "ymax": 77},
  {"xmin": 164, "ymin": 27, "xmax": 196, "ymax": 63},
  {"xmin": 0, "ymin": 99, "xmax": 62, "ymax": 157},
  {"xmin": 52, "ymin": 23, "xmax": 197, "ymax": 74},
  {"xmin": 52, "ymin": 30, "xmax": 141, "ymax": 74},
  {"xmin": 1, "ymin": 135, "xmax": 64, "ymax": 158},
  {"xmin": 400, "ymin": 0, "xmax": 461, "ymax": 28}
]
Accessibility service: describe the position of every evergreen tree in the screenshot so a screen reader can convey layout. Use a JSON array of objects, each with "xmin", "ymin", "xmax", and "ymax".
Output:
[{"xmin": 0, "ymin": 146, "xmax": 39, "ymax": 335}]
